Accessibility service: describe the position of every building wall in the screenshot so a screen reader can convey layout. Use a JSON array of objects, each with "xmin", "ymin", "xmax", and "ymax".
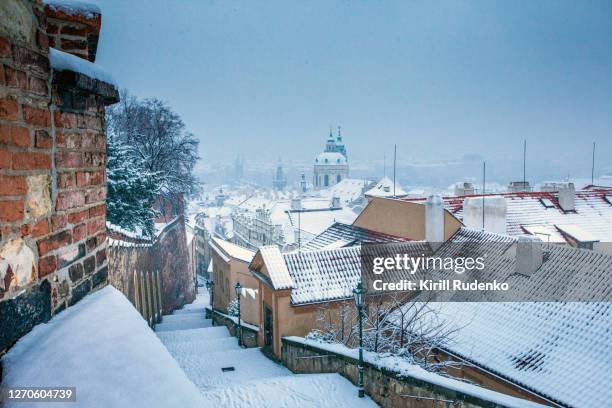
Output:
[
  {"xmin": 353, "ymin": 197, "xmax": 462, "ymax": 241},
  {"xmin": 107, "ymin": 217, "xmax": 196, "ymax": 314},
  {"xmin": 0, "ymin": 0, "xmax": 116, "ymax": 354},
  {"xmin": 211, "ymin": 251, "xmax": 259, "ymax": 326}
]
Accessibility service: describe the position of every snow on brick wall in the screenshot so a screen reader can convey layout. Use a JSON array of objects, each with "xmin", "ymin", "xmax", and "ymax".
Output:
[{"xmin": 0, "ymin": 0, "xmax": 117, "ymax": 354}]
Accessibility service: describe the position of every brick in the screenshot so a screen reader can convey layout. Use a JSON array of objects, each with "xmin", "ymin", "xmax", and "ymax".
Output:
[
  {"xmin": 0, "ymin": 37, "xmax": 11, "ymax": 58},
  {"xmin": 0, "ymin": 124, "xmax": 30, "ymax": 147},
  {"xmin": 35, "ymin": 130, "xmax": 52, "ymax": 148},
  {"xmin": 12, "ymin": 152, "xmax": 51, "ymax": 170},
  {"xmin": 85, "ymin": 236, "xmax": 97, "ymax": 252},
  {"xmin": 56, "ymin": 151, "xmax": 82, "ymax": 168},
  {"xmin": 61, "ymin": 38, "xmax": 88, "ymax": 51},
  {"xmin": 68, "ymin": 209, "xmax": 88, "ymax": 224},
  {"xmin": 39, "ymin": 256, "xmax": 57, "ymax": 278},
  {"xmin": 77, "ymin": 170, "xmax": 104, "ymax": 187},
  {"xmin": 68, "ymin": 262, "xmax": 83, "ymax": 282},
  {"xmin": 28, "ymin": 75, "xmax": 48, "ymax": 95},
  {"xmin": 96, "ymin": 248, "xmax": 107, "ymax": 265},
  {"xmin": 73, "ymin": 223, "xmax": 87, "ymax": 241},
  {"xmin": 89, "ymin": 204, "xmax": 106, "ymax": 218},
  {"xmin": 36, "ymin": 30, "xmax": 49, "ymax": 50},
  {"xmin": 85, "ymin": 187, "xmax": 105, "ymax": 204},
  {"xmin": 5, "ymin": 66, "xmax": 27, "ymax": 89},
  {"xmin": 83, "ymin": 255, "xmax": 96, "ymax": 274},
  {"xmin": 10, "ymin": 126, "xmax": 30, "ymax": 147},
  {"xmin": 0, "ymin": 200, "xmax": 24, "ymax": 222},
  {"xmin": 56, "ymin": 190, "xmax": 86, "ymax": 210},
  {"xmin": 13, "ymin": 46, "xmax": 49, "ymax": 75},
  {"xmin": 56, "ymin": 132, "xmax": 80, "ymax": 148},
  {"xmin": 0, "ymin": 98, "xmax": 18, "ymax": 120},
  {"xmin": 83, "ymin": 151, "xmax": 105, "ymax": 167},
  {"xmin": 51, "ymin": 213, "xmax": 67, "ymax": 231},
  {"xmin": 37, "ymin": 229, "xmax": 72, "ymax": 256},
  {"xmin": 57, "ymin": 172, "xmax": 75, "ymax": 189},
  {"xmin": 60, "ymin": 25, "xmax": 88, "ymax": 37},
  {"xmin": 0, "ymin": 65, "xmax": 4, "ymax": 86},
  {"xmin": 0, "ymin": 148, "xmax": 10, "ymax": 169},
  {"xmin": 0, "ymin": 175, "xmax": 27, "ymax": 196},
  {"xmin": 87, "ymin": 218, "xmax": 105, "ymax": 235},
  {"xmin": 47, "ymin": 24, "xmax": 59, "ymax": 35},
  {"xmin": 54, "ymin": 111, "xmax": 76, "ymax": 129},
  {"xmin": 23, "ymin": 105, "xmax": 51, "ymax": 127},
  {"xmin": 80, "ymin": 133, "xmax": 96, "ymax": 149},
  {"xmin": 20, "ymin": 223, "xmax": 30, "ymax": 236},
  {"xmin": 31, "ymin": 218, "xmax": 50, "ymax": 238}
]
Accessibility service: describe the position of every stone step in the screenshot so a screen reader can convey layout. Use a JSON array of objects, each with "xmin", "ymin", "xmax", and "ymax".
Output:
[
  {"xmin": 156, "ymin": 326, "xmax": 231, "ymax": 343},
  {"xmin": 172, "ymin": 307, "xmax": 205, "ymax": 315},
  {"xmin": 165, "ymin": 337, "xmax": 241, "ymax": 357},
  {"xmin": 155, "ymin": 314, "xmax": 211, "ymax": 332},
  {"xmin": 174, "ymin": 348, "xmax": 291, "ymax": 391}
]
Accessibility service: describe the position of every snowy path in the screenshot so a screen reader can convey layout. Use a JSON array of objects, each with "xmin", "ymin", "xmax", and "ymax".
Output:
[{"xmin": 156, "ymin": 291, "xmax": 379, "ymax": 408}]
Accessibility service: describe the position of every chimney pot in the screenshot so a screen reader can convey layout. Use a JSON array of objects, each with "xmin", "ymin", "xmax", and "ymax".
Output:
[
  {"xmin": 558, "ymin": 183, "xmax": 575, "ymax": 212},
  {"xmin": 516, "ymin": 235, "xmax": 543, "ymax": 276},
  {"xmin": 426, "ymin": 195, "xmax": 444, "ymax": 247}
]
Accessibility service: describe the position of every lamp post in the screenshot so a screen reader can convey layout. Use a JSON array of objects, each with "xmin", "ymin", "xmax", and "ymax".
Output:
[
  {"xmin": 206, "ymin": 280, "xmax": 215, "ymax": 326},
  {"xmin": 234, "ymin": 281, "xmax": 242, "ymax": 346},
  {"xmin": 353, "ymin": 281, "xmax": 365, "ymax": 398}
]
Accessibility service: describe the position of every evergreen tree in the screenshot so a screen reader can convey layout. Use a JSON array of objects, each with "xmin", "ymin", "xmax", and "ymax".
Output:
[{"xmin": 106, "ymin": 134, "xmax": 161, "ymax": 238}]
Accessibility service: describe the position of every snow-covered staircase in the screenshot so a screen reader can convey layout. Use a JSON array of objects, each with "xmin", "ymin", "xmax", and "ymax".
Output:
[{"xmin": 155, "ymin": 292, "xmax": 378, "ymax": 407}]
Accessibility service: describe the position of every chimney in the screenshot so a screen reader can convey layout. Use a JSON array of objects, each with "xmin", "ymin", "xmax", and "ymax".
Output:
[
  {"xmin": 558, "ymin": 183, "xmax": 575, "ymax": 212},
  {"xmin": 454, "ymin": 182, "xmax": 475, "ymax": 196},
  {"xmin": 463, "ymin": 196, "xmax": 507, "ymax": 234},
  {"xmin": 330, "ymin": 196, "xmax": 340, "ymax": 209},
  {"xmin": 516, "ymin": 235, "xmax": 543, "ymax": 276},
  {"xmin": 291, "ymin": 197, "xmax": 302, "ymax": 211},
  {"xmin": 425, "ymin": 195, "xmax": 444, "ymax": 247}
]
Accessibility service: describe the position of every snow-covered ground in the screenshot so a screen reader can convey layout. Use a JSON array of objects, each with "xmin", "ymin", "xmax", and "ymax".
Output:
[
  {"xmin": 1, "ymin": 285, "xmax": 377, "ymax": 407},
  {"xmin": 156, "ymin": 292, "xmax": 379, "ymax": 407},
  {"xmin": 1, "ymin": 286, "xmax": 205, "ymax": 408}
]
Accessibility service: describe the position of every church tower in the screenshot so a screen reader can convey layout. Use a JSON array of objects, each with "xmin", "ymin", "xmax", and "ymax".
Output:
[{"xmin": 313, "ymin": 127, "xmax": 349, "ymax": 190}]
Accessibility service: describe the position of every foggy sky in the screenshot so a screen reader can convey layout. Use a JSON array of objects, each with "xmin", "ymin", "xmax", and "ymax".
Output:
[{"xmin": 95, "ymin": 0, "xmax": 612, "ymax": 178}]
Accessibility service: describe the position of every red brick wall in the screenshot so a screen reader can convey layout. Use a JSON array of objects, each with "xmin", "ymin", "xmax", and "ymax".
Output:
[{"xmin": 0, "ymin": 0, "xmax": 117, "ymax": 354}]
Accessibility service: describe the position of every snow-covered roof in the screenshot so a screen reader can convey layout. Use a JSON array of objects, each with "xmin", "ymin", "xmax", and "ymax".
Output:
[
  {"xmin": 44, "ymin": 0, "xmax": 101, "ymax": 19},
  {"xmin": 287, "ymin": 208, "xmax": 358, "ymax": 236},
  {"xmin": 303, "ymin": 222, "xmax": 411, "ymax": 251},
  {"xmin": 1, "ymin": 286, "xmax": 205, "ymax": 407},
  {"xmin": 365, "ymin": 176, "xmax": 407, "ymax": 197},
  {"xmin": 314, "ymin": 152, "xmax": 347, "ymax": 165},
  {"xmin": 50, "ymin": 47, "xmax": 117, "ymax": 86},
  {"xmin": 419, "ymin": 228, "xmax": 612, "ymax": 407},
  {"xmin": 259, "ymin": 246, "xmax": 294, "ymax": 290},
  {"xmin": 319, "ymin": 178, "xmax": 370, "ymax": 204},
  {"xmin": 210, "ymin": 237, "xmax": 255, "ymax": 264},
  {"xmin": 404, "ymin": 186, "xmax": 612, "ymax": 244}
]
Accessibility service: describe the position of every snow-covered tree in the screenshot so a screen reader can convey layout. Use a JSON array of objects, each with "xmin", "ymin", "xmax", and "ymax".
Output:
[
  {"xmin": 106, "ymin": 90, "xmax": 200, "ymax": 198},
  {"xmin": 227, "ymin": 298, "xmax": 240, "ymax": 317},
  {"xmin": 106, "ymin": 134, "xmax": 161, "ymax": 237},
  {"xmin": 308, "ymin": 294, "xmax": 461, "ymax": 372}
]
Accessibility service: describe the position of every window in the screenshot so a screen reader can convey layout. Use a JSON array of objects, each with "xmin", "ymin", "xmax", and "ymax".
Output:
[
  {"xmin": 324, "ymin": 174, "xmax": 329, "ymax": 187},
  {"xmin": 337, "ymin": 175, "xmax": 341, "ymax": 182},
  {"xmin": 539, "ymin": 198, "xmax": 555, "ymax": 208}
]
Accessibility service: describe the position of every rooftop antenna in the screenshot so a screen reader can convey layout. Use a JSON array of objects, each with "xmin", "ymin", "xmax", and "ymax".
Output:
[
  {"xmin": 523, "ymin": 139, "xmax": 526, "ymax": 186},
  {"xmin": 482, "ymin": 161, "xmax": 486, "ymax": 230},
  {"xmin": 591, "ymin": 142, "xmax": 596, "ymax": 186},
  {"xmin": 393, "ymin": 144, "xmax": 397, "ymax": 198}
]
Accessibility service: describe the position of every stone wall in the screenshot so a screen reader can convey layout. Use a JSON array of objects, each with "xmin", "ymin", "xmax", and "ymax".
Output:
[
  {"xmin": 281, "ymin": 338, "xmax": 525, "ymax": 408},
  {"xmin": 206, "ymin": 307, "xmax": 259, "ymax": 348},
  {"xmin": 107, "ymin": 216, "xmax": 196, "ymax": 314},
  {"xmin": 0, "ymin": 0, "xmax": 118, "ymax": 354}
]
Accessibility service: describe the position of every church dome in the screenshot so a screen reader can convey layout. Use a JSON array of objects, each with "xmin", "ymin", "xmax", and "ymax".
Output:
[{"xmin": 315, "ymin": 152, "xmax": 347, "ymax": 165}]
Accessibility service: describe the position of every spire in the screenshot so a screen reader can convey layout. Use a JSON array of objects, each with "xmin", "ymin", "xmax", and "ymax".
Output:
[{"xmin": 336, "ymin": 126, "xmax": 342, "ymax": 142}]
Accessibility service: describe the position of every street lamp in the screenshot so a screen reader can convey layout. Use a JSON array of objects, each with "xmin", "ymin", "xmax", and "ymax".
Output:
[
  {"xmin": 234, "ymin": 281, "xmax": 242, "ymax": 346},
  {"xmin": 206, "ymin": 280, "xmax": 215, "ymax": 326},
  {"xmin": 353, "ymin": 281, "xmax": 366, "ymax": 398}
]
